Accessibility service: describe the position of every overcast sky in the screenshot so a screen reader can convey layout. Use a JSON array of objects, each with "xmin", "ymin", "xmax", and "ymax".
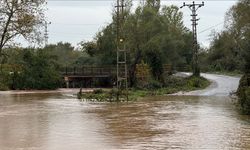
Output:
[{"xmin": 41, "ymin": 0, "xmax": 237, "ymax": 48}]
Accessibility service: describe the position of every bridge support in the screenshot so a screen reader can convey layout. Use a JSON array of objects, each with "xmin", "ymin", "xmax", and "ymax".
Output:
[{"xmin": 65, "ymin": 77, "xmax": 69, "ymax": 88}]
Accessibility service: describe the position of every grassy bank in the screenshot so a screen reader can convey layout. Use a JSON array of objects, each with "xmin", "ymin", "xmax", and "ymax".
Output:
[
  {"xmin": 205, "ymin": 71, "xmax": 243, "ymax": 77},
  {"xmin": 78, "ymin": 76, "xmax": 211, "ymax": 102}
]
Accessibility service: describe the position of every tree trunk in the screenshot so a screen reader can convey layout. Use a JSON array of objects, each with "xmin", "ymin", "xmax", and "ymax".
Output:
[{"xmin": 129, "ymin": 46, "xmax": 142, "ymax": 87}]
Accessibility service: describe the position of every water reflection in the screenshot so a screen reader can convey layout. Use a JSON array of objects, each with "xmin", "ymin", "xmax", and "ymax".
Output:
[{"xmin": 0, "ymin": 93, "xmax": 249, "ymax": 150}]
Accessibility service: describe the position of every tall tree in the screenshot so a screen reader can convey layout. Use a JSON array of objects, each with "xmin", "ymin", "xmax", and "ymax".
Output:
[
  {"xmin": 79, "ymin": 1, "xmax": 192, "ymax": 86},
  {"xmin": 225, "ymin": 0, "xmax": 250, "ymax": 114},
  {"xmin": 0, "ymin": 0, "xmax": 46, "ymax": 64}
]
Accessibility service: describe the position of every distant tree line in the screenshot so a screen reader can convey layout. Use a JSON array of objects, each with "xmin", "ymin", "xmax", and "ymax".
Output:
[{"xmin": 198, "ymin": 0, "xmax": 250, "ymax": 114}]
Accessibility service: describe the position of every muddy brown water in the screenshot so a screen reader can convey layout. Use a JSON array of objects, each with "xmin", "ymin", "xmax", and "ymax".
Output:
[{"xmin": 0, "ymin": 92, "xmax": 249, "ymax": 150}]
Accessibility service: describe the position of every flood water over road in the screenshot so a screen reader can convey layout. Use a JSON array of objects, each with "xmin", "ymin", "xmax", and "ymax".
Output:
[{"xmin": 0, "ymin": 74, "xmax": 250, "ymax": 150}]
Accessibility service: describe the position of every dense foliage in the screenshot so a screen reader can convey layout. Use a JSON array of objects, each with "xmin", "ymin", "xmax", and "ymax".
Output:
[
  {"xmin": 205, "ymin": 0, "xmax": 250, "ymax": 114},
  {"xmin": 0, "ymin": 0, "xmax": 46, "ymax": 64},
  {"xmin": 4, "ymin": 48, "xmax": 61, "ymax": 90},
  {"xmin": 0, "ymin": 42, "xmax": 86, "ymax": 90},
  {"xmin": 80, "ymin": 0, "xmax": 193, "ymax": 86},
  {"xmin": 200, "ymin": 0, "xmax": 249, "ymax": 73}
]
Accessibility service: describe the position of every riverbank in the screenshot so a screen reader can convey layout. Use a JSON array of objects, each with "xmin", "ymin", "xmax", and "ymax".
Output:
[
  {"xmin": 0, "ymin": 73, "xmax": 241, "ymax": 99},
  {"xmin": 1, "ymin": 81, "xmax": 249, "ymax": 150},
  {"xmin": 78, "ymin": 75, "xmax": 211, "ymax": 101},
  {"xmin": 0, "ymin": 88, "xmax": 105, "ymax": 95}
]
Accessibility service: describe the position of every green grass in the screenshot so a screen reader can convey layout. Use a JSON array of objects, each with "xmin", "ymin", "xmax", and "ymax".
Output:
[
  {"xmin": 205, "ymin": 70, "xmax": 243, "ymax": 77},
  {"xmin": 78, "ymin": 76, "xmax": 211, "ymax": 102}
]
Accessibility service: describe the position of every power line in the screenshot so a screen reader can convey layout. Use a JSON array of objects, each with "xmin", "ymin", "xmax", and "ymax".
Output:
[
  {"xmin": 199, "ymin": 22, "xmax": 224, "ymax": 34},
  {"xmin": 181, "ymin": 1, "xmax": 204, "ymax": 77},
  {"xmin": 51, "ymin": 23, "xmax": 107, "ymax": 26},
  {"xmin": 47, "ymin": 0, "xmax": 237, "ymax": 1}
]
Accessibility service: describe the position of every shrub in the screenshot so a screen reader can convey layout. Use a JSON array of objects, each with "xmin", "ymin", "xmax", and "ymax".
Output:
[
  {"xmin": 237, "ymin": 74, "xmax": 250, "ymax": 114},
  {"xmin": 93, "ymin": 89, "xmax": 104, "ymax": 94},
  {"xmin": 146, "ymin": 79, "xmax": 163, "ymax": 89},
  {"xmin": 0, "ymin": 72, "xmax": 10, "ymax": 91},
  {"xmin": 0, "ymin": 82, "xmax": 8, "ymax": 91},
  {"xmin": 14, "ymin": 49, "xmax": 62, "ymax": 90},
  {"xmin": 164, "ymin": 76, "xmax": 186, "ymax": 87},
  {"xmin": 187, "ymin": 76, "xmax": 209, "ymax": 88}
]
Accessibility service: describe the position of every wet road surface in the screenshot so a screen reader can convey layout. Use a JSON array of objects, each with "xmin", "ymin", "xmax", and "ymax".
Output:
[{"xmin": 172, "ymin": 73, "xmax": 240, "ymax": 96}]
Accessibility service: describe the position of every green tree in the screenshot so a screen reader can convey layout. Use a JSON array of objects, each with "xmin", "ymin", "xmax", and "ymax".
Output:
[
  {"xmin": 43, "ymin": 42, "xmax": 82, "ymax": 67},
  {"xmin": 0, "ymin": 0, "xmax": 46, "ymax": 65},
  {"xmin": 208, "ymin": 31, "xmax": 243, "ymax": 71},
  {"xmin": 79, "ymin": 41, "xmax": 98, "ymax": 57},
  {"xmin": 79, "ymin": 1, "xmax": 192, "ymax": 86},
  {"xmin": 223, "ymin": 0, "xmax": 250, "ymax": 114},
  {"xmin": 14, "ymin": 48, "xmax": 61, "ymax": 90}
]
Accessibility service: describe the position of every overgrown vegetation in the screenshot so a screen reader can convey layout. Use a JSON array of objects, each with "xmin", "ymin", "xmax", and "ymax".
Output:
[
  {"xmin": 78, "ymin": 75, "xmax": 210, "ymax": 102},
  {"xmin": 0, "ymin": 42, "xmax": 89, "ymax": 90},
  {"xmin": 216, "ymin": 0, "xmax": 250, "ymax": 114},
  {"xmin": 198, "ymin": 0, "xmax": 249, "ymax": 74},
  {"xmin": 0, "ymin": 0, "xmax": 196, "ymax": 91},
  {"xmin": 237, "ymin": 75, "xmax": 250, "ymax": 114},
  {"xmin": 0, "ymin": 0, "xmax": 46, "ymax": 64},
  {"xmin": 81, "ymin": 0, "xmax": 193, "ymax": 86}
]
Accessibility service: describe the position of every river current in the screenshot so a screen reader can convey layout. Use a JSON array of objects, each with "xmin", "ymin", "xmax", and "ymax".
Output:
[{"xmin": 0, "ymin": 91, "xmax": 249, "ymax": 150}]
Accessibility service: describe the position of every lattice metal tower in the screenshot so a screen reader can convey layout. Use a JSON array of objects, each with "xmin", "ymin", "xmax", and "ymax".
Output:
[
  {"xmin": 181, "ymin": 1, "xmax": 204, "ymax": 77},
  {"xmin": 44, "ymin": 21, "xmax": 51, "ymax": 47},
  {"xmin": 116, "ymin": 0, "xmax": 128, "ymax": 101}
]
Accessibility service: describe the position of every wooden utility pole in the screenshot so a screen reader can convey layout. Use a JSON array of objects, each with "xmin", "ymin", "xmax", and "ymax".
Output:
[
  {"xmin": 116, "ymin": 0, "xmax": 128, "ymax": 101},
  {"xmin": 181, "ymin": 1, "xmax": 204, "ymax": 77}
]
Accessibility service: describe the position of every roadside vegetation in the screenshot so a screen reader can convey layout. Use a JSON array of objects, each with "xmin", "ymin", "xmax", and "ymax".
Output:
[
  {"xmin": 0, "ymin": 43, "xmax": 85, "ymax": 90},
  {"xmin": 78, "ymin": 75, "xmax": 210, "ymax": 102},
  {"xmin": 198, "ymin": 0, "xmax": 249, "ymax": 114}
]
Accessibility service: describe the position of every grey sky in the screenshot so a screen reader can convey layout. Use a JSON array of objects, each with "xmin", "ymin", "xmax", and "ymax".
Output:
[{"xmin": 43, "ymin": 0, "xmax": 237, "ymax": 48}]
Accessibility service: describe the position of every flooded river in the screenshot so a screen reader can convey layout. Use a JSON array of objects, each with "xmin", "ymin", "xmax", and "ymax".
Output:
[
  {"xmin": 0, "ymin": 74, "xmax": 250, "ymax": 150},
  {"xmin": 0, "ymin": 93, "xmax": 249, "ymax": 150}
]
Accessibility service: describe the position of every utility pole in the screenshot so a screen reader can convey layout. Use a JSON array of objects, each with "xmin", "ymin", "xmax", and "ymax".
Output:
[
  {"xmin": 44, "ymin": 21, "xmax": 51, "ymax": 47},
  {"xmin": 142, "ymin": 0, "xmax": 145, "ymax": 6},
  {"xmin": 116, "ymin": 0, "xmax": 128, "ymax": 101},
  {"xmin": 181, "ymin": 1, "xmax": 204, "ymax": 77}
]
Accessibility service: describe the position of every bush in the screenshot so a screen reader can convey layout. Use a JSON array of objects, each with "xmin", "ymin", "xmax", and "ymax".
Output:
[
  {"xmin": 164, "ymin": 76, "xmax": 186, "ymax": 87},
  {"xmin": 0, "ymin": 82, "xmax": 8, "ymax": 91},
  {"xmin": 147, "ymin": 80, "xmax": 163, "ymax": 89},
  {"xmin": 187, "ymin": 76, "xmax": 209, "ymax": 88},
  {"xmin": 136, "ymin": 79, "xmax": 163, "ymax": 90},
  {"xmin": 0, "ymin": 72, "xmax": 10, "ymax": 91},
  {"xmin": 237, "ymin": 74, "xmax": 250, "ymax": 114},
  {"xmin": 93, "ymin": 89, "xmax": 104, "ymax": 94},
  {"xmin": 14, "ymin": 49, "xmax": 62, "ymax": 90}
]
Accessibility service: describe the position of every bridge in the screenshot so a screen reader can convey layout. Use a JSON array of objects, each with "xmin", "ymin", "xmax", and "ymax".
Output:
[
  {"xmin": 61, "ymin": 66, "xmax": 117, "ymax": 88},
  {"xmin": 60, "ymin": 64, "xmax": 188, "ymax": 88}
]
